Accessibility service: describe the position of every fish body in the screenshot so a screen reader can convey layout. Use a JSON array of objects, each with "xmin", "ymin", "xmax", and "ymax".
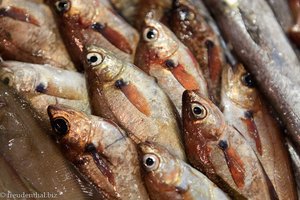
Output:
[
  {"xmin": 84, "ymin": 46, "xmax": 186, "ymax": 160},
  {"xmin": 182, "ymin": 90, "xmax": 274, "ymax": 199},
  {"xmin": 46, "ymin": 0, "xmax": 139, "ymax": 69},
  {"xmin": 137, "ymin": 142, "xmax": 230, "ymax": 200},
  {"xmin": 0, "ymin": 0, "xmax": 75, "ymax": 70},
  {"xmin": 47, "ymin": 105, "xmax": 150, "ymax": 200},
  {"xmin": 135, "ymin": 16, "xmax": 208, "ymax": 116},
  {"xmin": 169, "ymin": 0, "xmax": 224, "ymax": 104},
  {"xmin": 221, "ymin": 64, "xmax": 297, "ymax": 200}
]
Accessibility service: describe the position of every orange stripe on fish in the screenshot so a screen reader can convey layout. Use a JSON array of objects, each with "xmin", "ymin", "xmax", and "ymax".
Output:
[
  {"xmin": 206, "ymin": 40, "xmax": 222, "ymax": 83},
  {"xmin": 164, "ymin": 59, "xmax": 199, "ymax": 90},
  {"xmin": 92, "ymin": 22, "xmax": 133, "ymax": 54},
  {"xmin": 85, "ymin": 143, "xmax": 115, "ymax": 186},
  {"xmin": 218, "ymin": 140, "xmax": 245, "ymax": 188},
  {"xmin": 0, "ymin": 6, "xmax": 40, "ymax": 26},
  {"xmin": 241, "ymin": 111, "xmax": 262, "ymax": 155},
  {"xmin": 115, "ymin": 79, "xmax": 151, "ymax": 116}
]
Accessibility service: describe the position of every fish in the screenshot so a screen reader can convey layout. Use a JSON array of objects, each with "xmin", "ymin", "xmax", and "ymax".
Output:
[
  {"xmin": 46, "ymin": 0, "xmax": 139, "ymax": 70},
  {"xmin": 83, "ymin": 45, "xmax": 186, "ymax": 160},
  {"xmin": 289, "ymin": 0, "xmax": 300, "ymax": 46},
  {"xmin": 0, "ymin": 82, "xmax": 96, "ymax": 199},
  {"xmin": 134, "ymin": 15, "xmax": 208, "ymax": 116},
  {"xmin": 137, "ymin": 142, "xmax": 230, "ymax": 200},
  {"xmin": 168, "ymin": 0, "xmax": 224, "ymax": 105},
  {"xmin": 221, "ymin": 63, "xmax": 297, "ymax": 200},
  {"xmin": 286, "ymin": 139, "xmax": 300, "ymax": 198},
  {"xmin": 0, "ymin": 0, "xmax": 75, "ymax": 70},
  {"xmin": 203, "ymin": 0, "xmax": 300, "ymax": 155},
  {"xmin": 47, "ymin": 104, "xmax": 150, "ymax": 200},
  {"xmin": 0, "ymin": 61, "xmax": 91, "ymax": 121},
  {"xmin": 182, "ymin": 90, "xmax": 277, "ymax": 199}
]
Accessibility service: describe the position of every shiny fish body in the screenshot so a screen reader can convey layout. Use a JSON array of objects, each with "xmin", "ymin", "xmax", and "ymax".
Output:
[
  {"xmin": 0, "ymin": 0, "xmax": 75, "ymax": 70},
  {"xmin": 84, "ymin": 46, "xmax": 186, "ymax": 160},
  {"xmin": 182, "ymin": 90, "xmax": 274, "ymax": 199},
  {"xmin": 47, "ymin": 105, "xmax": 150, "ymax": 200},
  {"xmin": 137, "ymin": 142, "xmax": 230, "ymax": 200},
  {"xmin": 135, "ymin": 16, "xmax": 208, "ymax": 116},
  {"xmin": 221, "ymin": 64, "xmax": 297, "ymax": 200},
  {"xmin": 46, "ymin": 0, "xmax": 139, "ymax": 69},
  {"xmin": 169, "ymin": 0, "xmax": 224, "ymax": 104}
]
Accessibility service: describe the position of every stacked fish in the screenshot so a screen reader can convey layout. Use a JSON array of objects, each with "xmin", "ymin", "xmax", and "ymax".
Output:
[{"xmin": 0, "ymin": 0, "xmax": 299, "ymax": 199}]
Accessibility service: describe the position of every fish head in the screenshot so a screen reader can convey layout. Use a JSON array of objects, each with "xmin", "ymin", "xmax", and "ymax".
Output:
[
  {"xmin": 47, "ymin": 104, "xmax": 91, "ymax": 161},
  {"xmin": 84, "ymin": 45, "xmax": 124, "ymax": 82},
  {"xmin": 182, "ymin": 90, "xmax": 225, "ymax": 141},
  {"xmin": 140, "ymin": 13, "xmax": 179, "ymax": 61},
  {"xmin": 222, "ymin": 64, "xmax": 259, "ymax": 109},
  {"xmin": 138, "ymin": 142, "xmax": 182, "ymax": 192}
]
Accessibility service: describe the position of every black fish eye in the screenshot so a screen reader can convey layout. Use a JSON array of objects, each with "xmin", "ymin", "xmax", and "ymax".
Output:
[
  {"xmin": 191, "ymin": 103, "xmax": 207, "ymax": 119},
  {"xmin": 241, "ymin": 72, "xmax": 255, "ymax": 88},
  {"xmin": 51, "ymin": 117, "xmax": 69, "ymax": 136},
  {"xmin": 55, "ymin": 0, "xmax": 70, "ymax": 13},
  {"xmin": 143, "ymin": 154, "xmax": 159, "ymax": 171},
  {"xmin": 143, "ymin": 27, "xmax": 159, "ymax": 42}
]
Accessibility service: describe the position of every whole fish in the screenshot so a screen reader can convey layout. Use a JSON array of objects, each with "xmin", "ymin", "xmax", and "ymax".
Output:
[
  {"xmin": 137, "ymin": 142, "xmax": 230, "ymax": 200},
  {"xmin": 84, "ymin": 45, "xmax": 186, "ymax": 160},
  {"xmin": 135, "ymin": 15, "xmax": 208, "ymax": 116},
  {"xmin": 203, "ymin": 0, "xmax": 300, "ymax": 154},
  {"xmin": 0, "ymin": 82, "xmax": 95, "ymax": 199},
  {"xmin": 0, "ymin": 61, "xmax": 87, "ymax": 100},
  {"xmin": 47, "ymin": 105, "xmax": 150, "ymax": 200},
  {"xmin": 0, "ymin": 61, "xmax": 90, "ymax": 121},
  {"xmin": 46, "ymin": 0, "xmax": 139, "ymax": 69},
  {"xmin": 221, "ymin": 64, "xmax": 297, "ymax": 200},
  {"xmin": 168, "ymin": 0, "xmax": 224, "ymax": 104},
  {"xmin": 182, "ymin": 90, "xmax": 276, "ymax": 199},
  {"xmin": 0, "ymin": 0, "xmax": 75, "ymax": 70}
]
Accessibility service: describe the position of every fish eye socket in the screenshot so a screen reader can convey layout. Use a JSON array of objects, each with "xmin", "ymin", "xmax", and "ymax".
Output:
[
  {"xmin": 51, "ymin": 117, "xmax": 69, "ymax": 136},
  {"xmin": 241, "ymin": 72, "xmax": 255, "ymax": 88},
  {"xmin": 143, "ymin": 27, "xmax": 159, "ymax": 42},
  {"xmin": 0, "ymin": 74, "xmax": 13, "ymax": 86},
  {"xmin": 55, "ymin": 0, "xmax": 70, "ymax": 13},
  {"xmin": 86, "ymin": 52, "xmax": 104, "ymax": 66},
  {"xmin": 143, "ymin": 154, "xmax": 159, "ymax": 171},
  {"xmin": 191, "ymin": 103, "xmax": 207, "ymax": 119}
]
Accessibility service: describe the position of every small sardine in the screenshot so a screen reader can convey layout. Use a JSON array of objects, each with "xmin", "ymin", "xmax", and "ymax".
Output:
[
  {"xmin": 135, "ymin": 15, "xmax": 208, "ymax": 116},
  {"xmin": 182, "ymin": 90, "xmax": 276, "ymax": 199},
  {"xmin": 83, "ymin": 45, "xmax": 186, "ymax": 160},
  {"xmin": 47, "ymin": 105, "xmax": 150, "ymax": 200},
  {"xmin": 137, "ymin": 142, "xmax": 230, "ymax": 200}
]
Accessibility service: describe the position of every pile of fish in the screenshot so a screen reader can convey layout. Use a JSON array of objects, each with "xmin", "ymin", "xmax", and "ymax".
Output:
[{"xmin": 0, "ymin": 0, "xmax": 299, "ymax": 199}]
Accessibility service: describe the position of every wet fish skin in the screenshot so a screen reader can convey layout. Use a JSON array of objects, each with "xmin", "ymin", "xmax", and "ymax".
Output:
[
  {"xmin": 46, "ymin": 0, "xmax": 139, "ymax": 69},
  {"xmin": 221, "ymin": 64, "xmax": 297, "ymax": 200},
  {"xmin": 47, "ymin": 105, "xmax": 150, "ymax": 200},
  {"xmin": 0, "ymin": 0, "xmax": 75, "ymax": 70},
  {"xmin": 84, "ymin": 45, "xmax": 186, "ymax": 160},
  {"xmin": 203, "ymin": 0, "xmax": 300, "ymax": 155},
  {"xmin": 137, "ymin": 142, "xmax": 230, "ymax": 200},
  {"xmin": 0, "ymin": 82, "xmax": 93, "ymax": 200},
  {"xmin": 168, "ymin": 0, "xmax": 224, "ymax": 105},
  {"xmin": 289, "ymin": 0, "xmax": 300, "ymax": 46},
  {"xmin": 134, "ymin": 16, "xmax": 208, "ymax": 116},
  {"xmin": 182, "ymin": 90, "xmax": 274, "ymax": 200}
]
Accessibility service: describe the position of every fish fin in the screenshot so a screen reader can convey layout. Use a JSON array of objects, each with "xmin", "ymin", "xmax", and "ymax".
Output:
[
  {"xmin": 241, "ymin": 111, "xmax": 262, "ymax": 155},
  {"xmin": 205, "ymin": 40, "xmax": 222, "ymax": 83},
  {"xmin": 218, "ymin": 140, "xmax": 245, "ymax": 188},
  {"xmin": 91, "ymin": 22, "xmax": 132, "ymax": 54},
  {"xmin": 0, "ymin": 6, "xmax": 40, "ymax": 26},
  {"xmin": 115, "ymin": 79, "xmax": 151, "ymax": 116}
]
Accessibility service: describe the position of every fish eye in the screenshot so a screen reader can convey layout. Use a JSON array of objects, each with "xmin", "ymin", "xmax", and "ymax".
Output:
[
  {"xmin": 143, "ymin": 27, "xmax": 159, "ymax": 42},
  {"xmin": 0, "ymin": 73, "xmax": 13, "ymax": 86},
  {"xmin": 241, "ymin": 72, "xmax": 255, "ymax": 88},
  {"xmin": 143, "ymin": 154, "xmax": 160, "ymax": 171},
  {"xmin": 191, "ymin": 103, "xmax": 207, "ymax": 119},
  {"xmin": 51, "ymin": 117, "xmax": 69, "ymax": 136},
  {"xmin": 55, "ymin": 0, "xmax": 70, "ymax": 13},
  {"xmin": 86, "ymin": 52, "xmax": 104, "ymax": 66}
]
